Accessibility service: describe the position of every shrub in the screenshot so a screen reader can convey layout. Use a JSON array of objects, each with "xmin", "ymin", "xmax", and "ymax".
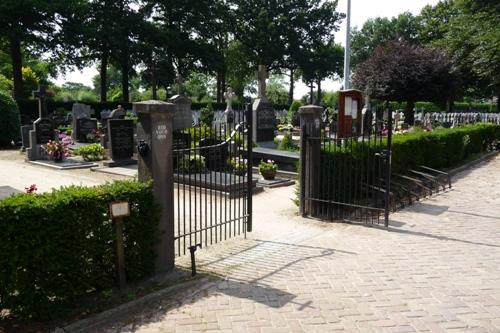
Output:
[
  {"xmin": 288, "ymin": 100, "xmax": 303, "ymax": 126},
  {"xmin": 0, "ymin": 180, "xmax": 159, "ymax": 319},
  {"xmin": 199, "ymin": 102, "xmax": 214, "ymax": 126},
  {"xmin": 177, "ymin": 154, "xmax": 206, "ymax": 173},
  {"xmin": 277, "ymin": 132, "xmax": 299, "ymax": 152},
  {"xmin": 184, "ymin": 125, "xmax": 215, "ymax": 144},
  {"xmin": 0, "ymin": 90, "xmax": 21, "ymax": 146},
  {"xmin": 73, "ymin": 143, "xmax": 105, "ymax": 161}
]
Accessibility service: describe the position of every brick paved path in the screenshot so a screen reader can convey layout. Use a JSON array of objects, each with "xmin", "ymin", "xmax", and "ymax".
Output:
[{"xmin": 105, "ymin": 155, "xmax": 500, "ymax": 332}]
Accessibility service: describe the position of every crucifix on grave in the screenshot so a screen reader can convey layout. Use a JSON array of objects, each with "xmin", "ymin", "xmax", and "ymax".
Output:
[
  {"xmin": 33, "ymin": 85, "xmax": 48, "ymax": 118},
  {"xmin": 224, "ymin": 87, "xmax": 235, "ymax": 124},
  {"xmin": 176, "ymin": 73, "xmax": 183, "ymax": 95},
  {"xmin": 256, "ymin": 65, "xmax": 269, "ymax": 101}
]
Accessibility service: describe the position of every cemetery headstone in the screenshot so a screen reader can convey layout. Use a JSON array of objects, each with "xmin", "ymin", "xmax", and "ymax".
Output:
[
  {"xmin": 110, "ymin": 105, "xmax": 126, "ymax": 119},
  {"xmin": 27, "ymin": 85, "xmax": 55, "ymax": 160},
  {"xmin": 224, "ymin": 87, "xmax": 235, "ymax": 124},
  {"xmin": 173, "ymin": 132, "xmax": 191, "ymax": 150},
  {"xmin": 104, "ymin": 119, "xmax": 136, "ymax": 167},
  {"xmin": 252, "ymin": 65, "xmax": 276, "ymax": 142},
  {"xmin": 199, "ymin": 138, "xmax": 228, "ymax": 171},
  {"xmin": 20, "ymin": 125, "xmax": 32, "ymax": 151},
  {"xmin": 71, "ymin": 103, "xmax": 92, "ymax": 140},
  {"xmin": 168, "ymin": 95, "xmax": 192, "ymax": 131},
  {"xmin": 75, "ymin": 118, "xmax": 98, "ymax": 142}
]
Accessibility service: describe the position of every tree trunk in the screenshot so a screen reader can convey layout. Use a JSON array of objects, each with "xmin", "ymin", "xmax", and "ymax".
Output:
[
  {"xmin": 404, "ymin": 100, "xmax": 415, "ymax": 125},
  {"xmin": 317, "ymin": 80, "xmax": 322, "ymax": 105},
  {"xmin": 99, "ymin": 49, "xmax": 108, "ymax": 102},
  {"xmin": 10, "ymin": 36, "xmax": 23, "ymax": 100},
  {"xmin": 288, "ymin": 68, "xmax": 294, "ymax": 105},
  {"xmin": 446, "ymin": 98, "xmax": 454, "ymax": 113},
  {"xmin": 121, "ymin": 57, "xmax": 129, "ymax": 102}
]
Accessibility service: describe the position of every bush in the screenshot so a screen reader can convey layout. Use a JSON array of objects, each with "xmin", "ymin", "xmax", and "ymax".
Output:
[
  {"xmin": 177, "ymin": 154, "xmax": 206, "ymax": 173},
  {"xmin": 199, "ymin": 102, "xmax": 214, "ymax": 126},
  {"xmin": 0, "ymin": 90, "xmax": 21, "ymax": 146},
  {"xmin": 288, "ymin": 100, "xmax": 303, "ymax": 126},
  {"xmin": 0, "ymin": 180, "xmax": 159, "ymax": 319},
  {"xmin": 73, "ymin": 143, "xmax": 105, "ymax": 161},
  {"xmin": 276, "ymin": 132, "xmax": 298, "ymax": 152}
]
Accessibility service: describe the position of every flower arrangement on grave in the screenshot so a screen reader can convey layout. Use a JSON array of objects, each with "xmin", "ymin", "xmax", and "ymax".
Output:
[
  {"xmin": 86, "ymin": 129, "xmax": 103, "ymax": 143},
  {"xmin": 73, "ymin": 143, "xmax": 105, "ymax": 161},
  {"xmin": 230, "ymin": 156, "xmax": 247, "ymax": 175},
  {"xmin": 258, "ymin": 159, "xmax": 278, "ymax": 180},
  {"xmin": 24, "ymin": 184, "xmax": 37, "ymax": 194},
  {"xmin": 43, "ymin": 139, "xmax": 70, "ymax": 162}
]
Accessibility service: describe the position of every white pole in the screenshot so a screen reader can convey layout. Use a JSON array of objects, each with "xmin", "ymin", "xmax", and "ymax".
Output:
[{"xmin": 343, "ymin": 0, "xmax": 351, "ymax": 90}]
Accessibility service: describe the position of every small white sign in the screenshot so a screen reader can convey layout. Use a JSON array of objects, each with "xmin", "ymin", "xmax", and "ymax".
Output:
[
  {"xmin": 155, "ymin": 124, "xmax": 168, "ymax": 141},
  {"xmin": 109, "ymin": 201, "xmax": 130, "ymax": 218}
]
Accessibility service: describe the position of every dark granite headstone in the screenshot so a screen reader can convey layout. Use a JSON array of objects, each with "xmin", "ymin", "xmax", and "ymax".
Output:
[
  {"xmin": 76, "ymin": 118, "xmax": 98, "ymax": 142},
  {"xmin": 20, "ymin": 125, "xmax": 32, "ymax": 149},
  {"xmin": 168, "ymin": 95, "xmax": 193, "ymax": 130},
  {"xmin": 35, "ymin": 118, "xmax": 55, "ymax": 144},
  {"xmin": 106, "ymin": 119, "xmax": 135, "ymax": 165},
  {"xmin": 198, "ymin": 138, "xmax": 228, "ymax": 171},
  {"xmin": 173, "ymin": 132, "xmax": 191, "ymax": 150},
  {"xmin": 252, "ymin": 99, "xmax": 276, "ymax": 142}
]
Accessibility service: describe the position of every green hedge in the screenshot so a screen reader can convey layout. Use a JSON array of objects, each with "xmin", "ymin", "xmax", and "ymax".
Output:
[
  {"xmin": 0, "ymin": 180, "xmax": 159, "ymax": 319},
  {"xmin": 316, "ymin": 124, "xmax": 500, "ymax": 205},
  {"xmin": 0, "ymin": 90, "xmax": 21, "ymax": 146}
]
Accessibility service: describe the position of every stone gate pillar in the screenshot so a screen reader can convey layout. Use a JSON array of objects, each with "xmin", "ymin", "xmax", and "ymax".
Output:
[
  {"xmin": 134, "ymin": 100, "xmax": 175, "ymax": 273},
  {"xmin": 299, "ymin": 105, "xmax": 323, "ymax": 217}
]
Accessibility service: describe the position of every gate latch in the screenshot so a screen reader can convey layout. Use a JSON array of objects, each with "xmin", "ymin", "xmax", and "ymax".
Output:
[
  {"xmin": 137, "ymin": 140, "xmax": 150, "ymax": 157},
  {"xmin": 189, "ymin": 244, "xmax": 202, "ymax": 276}
]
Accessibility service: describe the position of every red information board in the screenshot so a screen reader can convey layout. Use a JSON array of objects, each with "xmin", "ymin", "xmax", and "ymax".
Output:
[{"xmin": 338, "ymin": 90, "xmax": 363, "ymax": 138}]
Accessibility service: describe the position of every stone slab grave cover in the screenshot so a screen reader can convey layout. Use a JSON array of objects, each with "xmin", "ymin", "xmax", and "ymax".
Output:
[
  {"xmin": 105, "ymin": 119, "xmax": 136, "ymax": 167},
  {"xmin": 252, "ymin": 65, "xmax": 276, "ymax": 142},
  {"xmin": 75, "ymin": 118, "xmax": 98, "ymax": 142},
  {"xmin": 0, "ymin": 186, "xmax": 22, "ymax": 200}
]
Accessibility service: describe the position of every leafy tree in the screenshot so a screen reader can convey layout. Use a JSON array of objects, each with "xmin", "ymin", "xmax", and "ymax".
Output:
[
  {"xmin": 0, "ymin": 0, "xmax": 82, "ymax": 99},
  {"xmin": 350, "ymin": 12, "xmax": 421, "ymax": 67},
  {"xmin": 266, "ymin": 75, "xmax": 289, "ymax": 105},
  {"xmin": 352, "ymin": 41, "xmax": 456, "ymax": 125}
]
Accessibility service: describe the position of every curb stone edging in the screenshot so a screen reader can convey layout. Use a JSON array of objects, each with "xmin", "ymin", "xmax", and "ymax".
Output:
[{"xmin": 53, "ymin": 277, "xmax": 214, "ymax": 333}]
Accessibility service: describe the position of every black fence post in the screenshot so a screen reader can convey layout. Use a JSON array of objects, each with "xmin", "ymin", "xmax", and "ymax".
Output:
[
  {"xmin": 246, "ymin": 104, "xmax": 253, "ymax": 232},
  {"xmin": 299, "ymin": 105, "xmax": 323, "ymax": 217},
  {"xmin": 384, "ymin": 106, "xmax": 393, "ymax": 228}
]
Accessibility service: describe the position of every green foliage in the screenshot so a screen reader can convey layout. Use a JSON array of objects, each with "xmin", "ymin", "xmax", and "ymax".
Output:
[
  {"xmin": 199, "ymin": 102, "xmax": 214, "ymax": 127},
  {"xmin": 0, "ymin": 90, "xmax": 20, "ymax": 146},
  {"xmin": 322, "ymin": 91, "xmax": 339, "ymax": 109},
  {"xmin": 73, "ymin": 143, "xmax": 105, "ymax": 161},
  {"xmin": 0, "ymin": 74, "xmax": 13, "ymax": 91},
  {"xmin": 0, "ymin": 180, "xmax": 159, "ymax": 319},
  {"xmin": 266, "ymin": 75, "xmax": 289, "ymax": 105},
  {"xmin": 277, "ymin": 132, "xmax": 299, "ymax": 152},
  {"xmin": 177, "ymin": 154, "xmax": 206, "ymax": 173},
  {"xmin": 258, "ymin": 159, "xmax": 278, "ymax": 173},
  {"xmin": 184, "ymin": 125, "xmax": 215, "ymax": 144},
  {"xmin": 288, "ymin": 100, "xmax": 303, "ymax": 125}
]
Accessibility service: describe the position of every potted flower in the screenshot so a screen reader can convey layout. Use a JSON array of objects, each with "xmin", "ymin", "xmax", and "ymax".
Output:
[
  {"xmin": 43, "ymin": 140, "xmax": 70, "ymax": 162},
  {"xmin": 258, "ymin": 159, "xmax": 278, "ymax": 180},
  {"xmin": 230, "ymin": 156, "xmax": 247, "ymax": 176}
]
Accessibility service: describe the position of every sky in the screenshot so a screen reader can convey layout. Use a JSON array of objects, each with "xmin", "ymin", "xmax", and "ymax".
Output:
[{"xmin": 55, "ymin": 0, "xmax": 440, "ymax": 99}]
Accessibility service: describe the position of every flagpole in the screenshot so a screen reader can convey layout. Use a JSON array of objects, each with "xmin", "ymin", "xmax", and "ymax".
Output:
[{"xmin": 343, "ymin": 0, "xmax": 351, "ymax": 90}]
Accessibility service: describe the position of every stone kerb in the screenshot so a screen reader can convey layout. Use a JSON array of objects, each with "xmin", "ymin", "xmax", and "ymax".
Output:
[
  {"xmin": 135, "ymin": 100, "xmax": 176, "ymax": 273},
  {"xmin": 299, "ymin": 105, "xmax": 323, "ymax": 216}
]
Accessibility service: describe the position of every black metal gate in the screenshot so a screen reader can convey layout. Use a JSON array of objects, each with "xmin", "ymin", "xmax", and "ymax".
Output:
[
  {"xmin": 301, "ymin": 108, "xmax": 393, "ymax": 226},
  {"xmin": 172, "ymin": 107, "xmax": 253, "ymax": 256}
]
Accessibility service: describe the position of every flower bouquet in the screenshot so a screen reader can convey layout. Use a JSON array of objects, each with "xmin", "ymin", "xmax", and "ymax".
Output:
[{"xmin": 258, "ymin": 159, "xmax": 278, "ymax": 180}]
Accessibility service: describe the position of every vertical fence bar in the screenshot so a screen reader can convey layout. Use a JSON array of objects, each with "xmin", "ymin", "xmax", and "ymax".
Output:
[
  {"xmin": 384, "ymin": 106, "xmax": 393, "ymax": 228},
  {"xmin": 246, "ymin": 104, "xmax": 253, "ymax": 232}
]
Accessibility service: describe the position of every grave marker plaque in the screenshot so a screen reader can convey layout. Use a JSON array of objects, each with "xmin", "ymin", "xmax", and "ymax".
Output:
[
  {"xmin": 168, "ymin": 95, "xmax": 192, "ymax": 130},
  {"xmin": 35, "ymin": 118, "xmax": 55, "ymax": 144},
  {"xmin": 107, "ymin": 119, "xmax": 135, "ymax": 162},
  {"xmin": 173, "ymin": 132, "xmax": 191, "ymax": 150},
  {"xmin": 199, "ymin": 138, "xmax": 228, "ymax": 171},
  {"xmin": 76, "ymin": 118, "xmax": 98, "ymax": 142},
  {"xmin": 252, "ymin": 99, "xmax": 276, "ymax": 142}
]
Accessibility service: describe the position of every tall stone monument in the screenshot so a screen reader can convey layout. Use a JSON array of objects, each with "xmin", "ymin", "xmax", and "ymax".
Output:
[
  {"xmin": 26, "ymin": 85, "xmax": 55, "ymax": 160},
  {"xmin": 252, "ymin": 65, "xmax": 276, "ymax": 142},
  {"xmin": 224, "ymin": 87, "xmax": 235, "ymax": 124}
]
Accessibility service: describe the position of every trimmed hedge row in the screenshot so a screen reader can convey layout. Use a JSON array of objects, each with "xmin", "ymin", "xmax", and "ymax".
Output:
[
  {"xmin": 391, "ymin": 124, "xmax": 500, "ymax": 173},
  {"xmin": 0, "ymin": 180, "xmax": 159, "ymax": 319},
  {"xmin": 316, "ymin": 124, "xmax": 500, "ymax": 204}
]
